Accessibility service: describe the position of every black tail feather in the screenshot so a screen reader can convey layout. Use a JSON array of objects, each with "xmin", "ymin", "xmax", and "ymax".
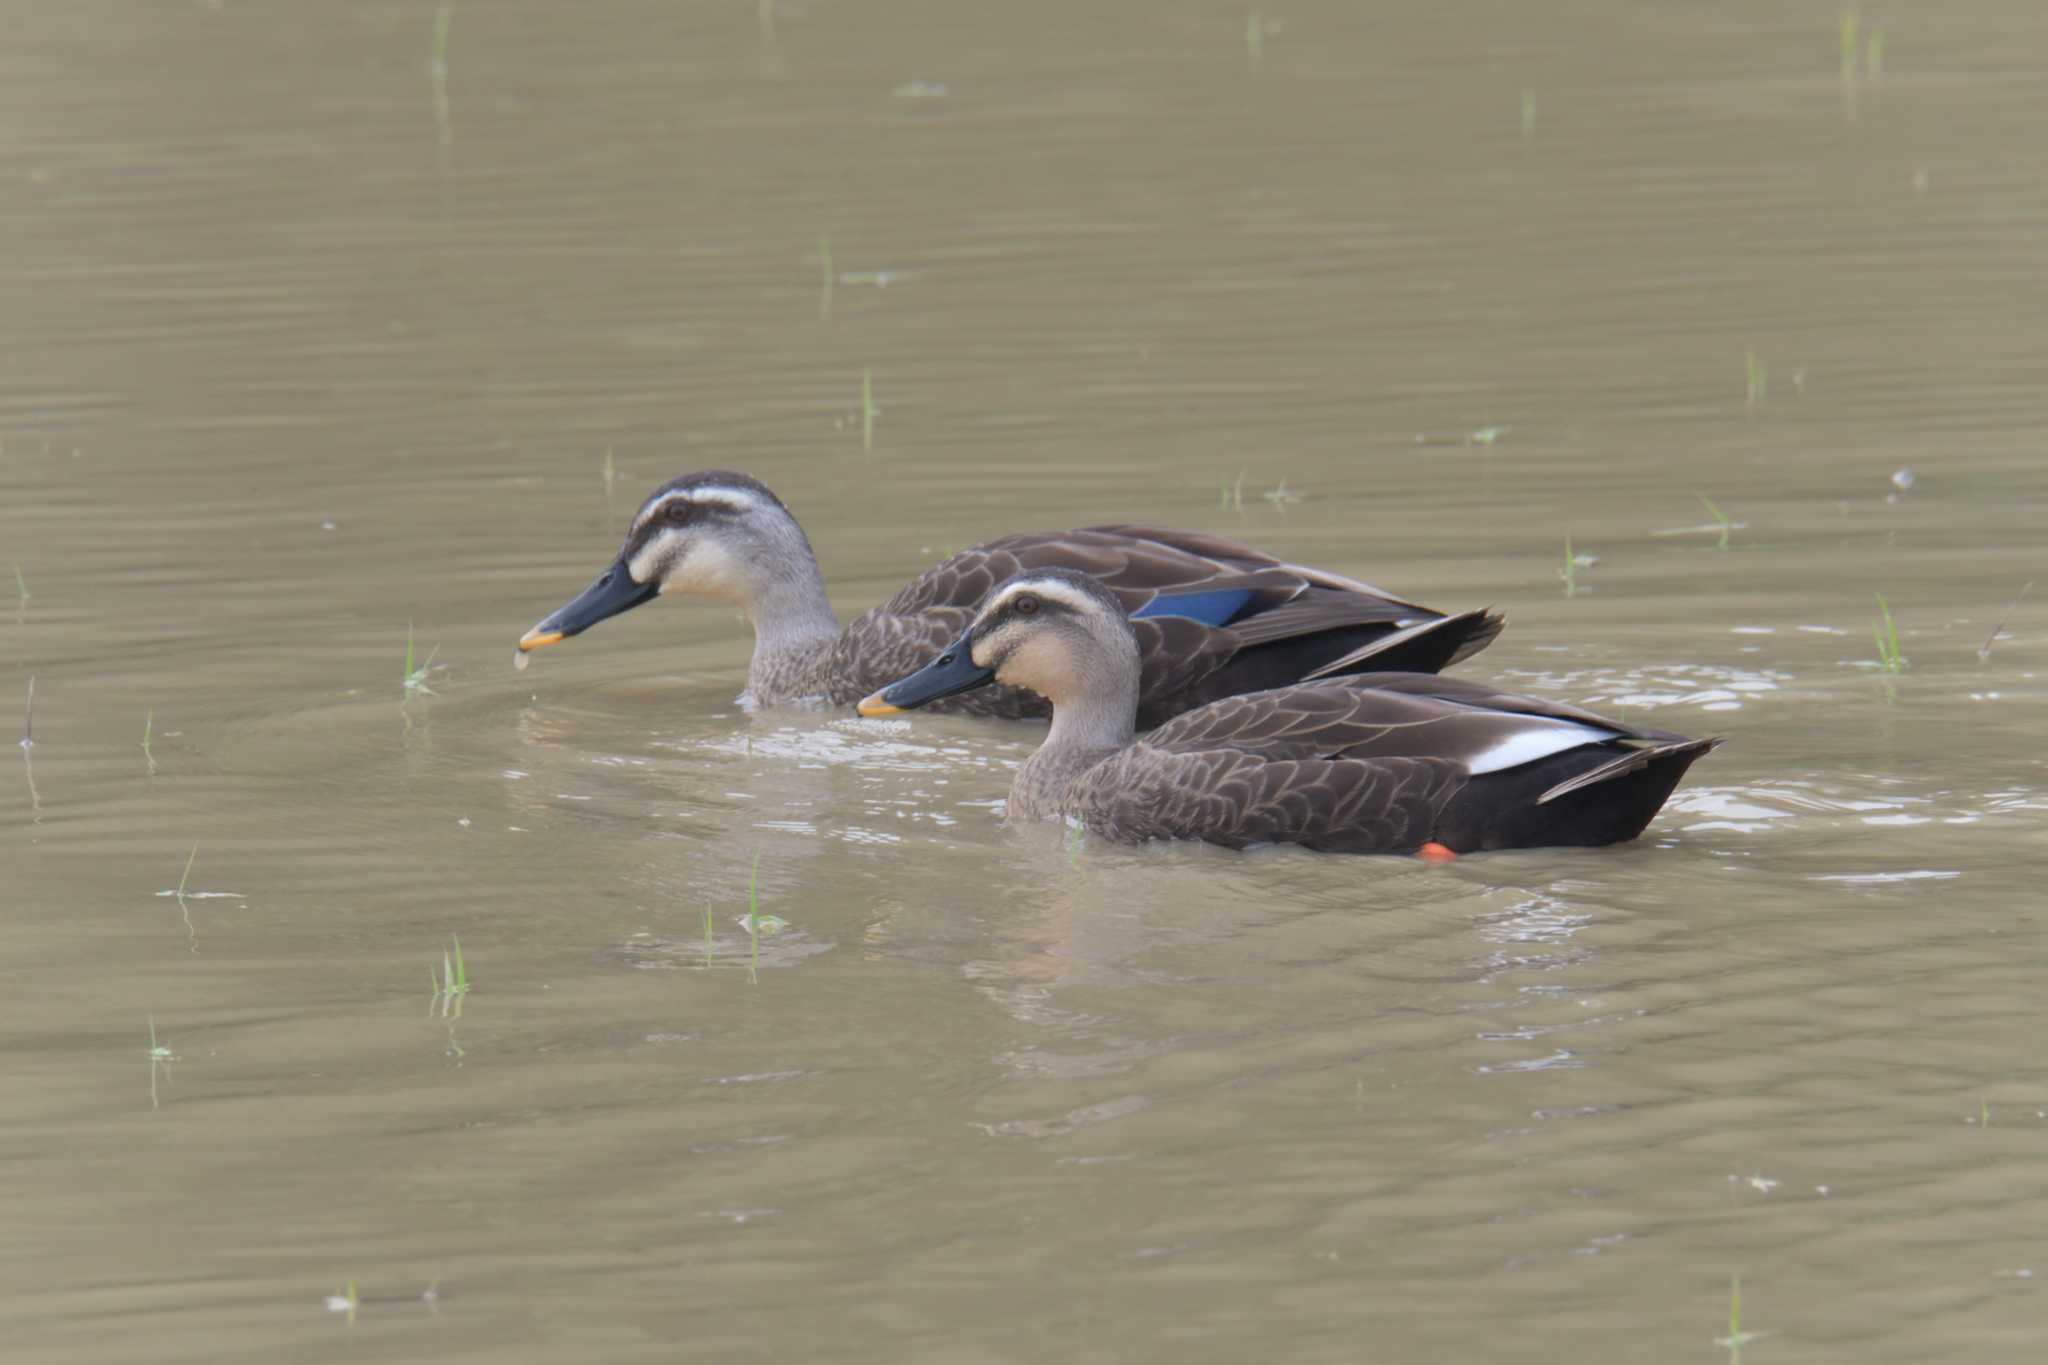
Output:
[{"xmin": 1438, "ymin": 737, "xmax": 1722, "ymax": 851}]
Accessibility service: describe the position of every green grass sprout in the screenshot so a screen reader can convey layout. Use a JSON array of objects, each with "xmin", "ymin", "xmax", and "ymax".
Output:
[
  {"xmin": 141, "ymin": 709, "xmax": 157, "ymax": 776},
  {"xmin": 1698, "ymin": 495, "xmax": 1735, "ymax": 550},
  {"xmin": 431, "ymin": 935, "xmax": 468, "ymax": 1018},
  {"xmin": 326, "ymin": 1279, "xmax": 360, "ymax": 1325},
  {"xmin": 148, "ymin": 1015, "xmax": 177, "ymax": 1109},
  {"xmin": 404, "ymin": 622, "xmax": 442, "ymax": 697},
  {"xmin": 1873, "ymin": 593, "xmax": 1907, "ymax": 673},
  {"xmin": 1715, "ymin": 1275, "xmax": 1767, "ymax": 1359},
  {"xmin": 1560, "ymin": 534, "xmax": 1579, "ymax": 598},
  {"xmin": 747, "ymin": 851, "xmax": 761, "ymax": 983},
  {"xmin": 1745, "ymin": 349, "xmax": 1768, "ymax": 408}
]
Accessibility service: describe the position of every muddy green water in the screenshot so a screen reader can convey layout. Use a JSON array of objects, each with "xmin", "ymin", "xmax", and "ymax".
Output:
[{"xmin": 5, "ymin": 2, "xmax": 2046, "ymax": 1360}]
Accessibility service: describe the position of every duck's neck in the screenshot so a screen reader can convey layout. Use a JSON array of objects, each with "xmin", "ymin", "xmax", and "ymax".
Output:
[
  {"xmin": 740, "ymin": 557, "xmax": 842, "ymax": 705},
  {"xmin": 1011, "ymin": 685, "xmax": 1138, "ymax": 821}
]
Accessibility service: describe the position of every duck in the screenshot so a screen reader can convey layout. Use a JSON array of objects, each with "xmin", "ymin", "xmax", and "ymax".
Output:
[
  {"xmin": 855, "ymin": 568, "xmax": 1718, "ymax": 854},
  {"xmin": 517, "ymin": 471, "xmax": 1503, "ymax": 726}
]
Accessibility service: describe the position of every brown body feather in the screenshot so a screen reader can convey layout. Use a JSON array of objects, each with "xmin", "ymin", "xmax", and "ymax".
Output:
[{"xmin": 824, "ymin": 526, "xmax": 1501, "ymax": 724}]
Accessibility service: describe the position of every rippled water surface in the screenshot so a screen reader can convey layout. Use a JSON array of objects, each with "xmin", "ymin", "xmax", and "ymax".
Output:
[{"xmin": 5, "ymin": 2, "xmax": 2046, "ymax": 1360}]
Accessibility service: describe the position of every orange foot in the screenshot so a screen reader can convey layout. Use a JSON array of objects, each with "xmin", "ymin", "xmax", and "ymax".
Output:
[{"xmin": 1415, "ymin": 841, "xmax": 1458, "ymax": 863}]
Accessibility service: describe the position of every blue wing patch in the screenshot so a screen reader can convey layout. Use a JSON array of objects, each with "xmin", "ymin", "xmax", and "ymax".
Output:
[{"xmin": 1129, "ymin": 587, "xmax": 1256, "ymax": 627}]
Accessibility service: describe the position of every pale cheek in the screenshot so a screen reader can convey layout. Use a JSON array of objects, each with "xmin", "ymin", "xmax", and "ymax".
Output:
[
  {"xmin": 628, "ymin": 543, "xmax": 667, "ymax": 587},
  {"xmin": 993, "ymin": 634, "xmax": 1063, "ymax": 695},
  {"xmin": 660, "ymin": 543, "xmax": 750, "ymax": 602}
]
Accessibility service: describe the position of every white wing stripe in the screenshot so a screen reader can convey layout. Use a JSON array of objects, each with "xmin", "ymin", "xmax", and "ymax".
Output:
[{"xmin": 1466, "ymin": 721, "xmax": 1617, "ymax": 775}]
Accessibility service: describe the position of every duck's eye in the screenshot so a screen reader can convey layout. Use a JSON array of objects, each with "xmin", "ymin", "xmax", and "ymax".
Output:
[
  {"xmin": 1014, "ymin": 594, "xmax": 1039, "ymax": 616},
  {"xmin": 665, "ymin": 501, "xmax": 693, "ymax": 524}
]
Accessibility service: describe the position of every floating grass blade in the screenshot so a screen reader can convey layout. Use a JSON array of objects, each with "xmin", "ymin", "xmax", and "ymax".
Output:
[
  {"xmin": 1698, "ymin": 495, "xmax": 1734, "ymax": 550},
  {"xmin": 141, "ymin": 709, "xmax": 157, "ymax": 776},
  {"xmin": 1261, "ymin": 478, "xmax": 1303, "ymax": 509},
  {"xmin": 175, "ymin": 843, "xmax": 199, "ymax": 953},
  {"xmin": 1745, "ymin": 349, "xmax": 1767, "ymax": 408},
  {"xmin": 20, "ymin": 675, "xmax": 32, "ymax": 749},
  {"xmin": 703, "ymin": 901, "xmax": 714, "ymax": 969},
  {"xmin": 1977, "ymin": 581, "xmax": 2032, "ymax": 662},
  {"xmin": 860, "ymin": 369, "xmax": 876, "ymax": 452},
  {"xmin": 1559, "ymin": 534, "xmax": 1577, "ymax": 598}
]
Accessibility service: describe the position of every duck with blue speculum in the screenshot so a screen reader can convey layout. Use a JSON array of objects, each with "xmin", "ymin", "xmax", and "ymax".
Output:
[
  {"xmin": 517, "ymin": 471, "xmax": 1504, "ymax": 726},
  {"xmin": 857, "ymin": 568, "xmax": 1719, "ymax": 856}
]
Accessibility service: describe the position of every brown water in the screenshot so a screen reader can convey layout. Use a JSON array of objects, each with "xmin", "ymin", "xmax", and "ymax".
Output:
[{"xmin": 5, "ymin": 2, "xmax": 2046, "ymax": 1359}]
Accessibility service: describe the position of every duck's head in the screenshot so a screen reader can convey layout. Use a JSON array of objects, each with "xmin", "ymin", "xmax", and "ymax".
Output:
[
  {"xmin": 518, "ymin": 471, "xmax": 818, "ymax": 652},
  {"xmin": 858, "ymin": 568, "xmax": 1137, "ymax": 716}
]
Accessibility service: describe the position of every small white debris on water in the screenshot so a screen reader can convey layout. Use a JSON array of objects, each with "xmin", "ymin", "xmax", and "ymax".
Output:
[
  {"xmin": 457, "ymin": 817, "xmax": 471, "ymax": 828},
  {"xmin": 320, "ymin": 520, "xmax": 337, "ymax": 531},
  {"xmin": 1891, "ymin": 467, "xmax": 1915, "ymax": 492},
  {"xmin": 1815, "ymin": 1185, "xmax": 1830, "ymax": 1197},
  {"xmin": 512, "ymin": 648, "xmax": 530, "ymax": 672},
  {"xmin": 323, "ymin": 1293, "xmax": 354, "ymax": 1314},
  {"xmin": 1730, "ymin": 1173, "xmax": 1779, "ymax": 1194}
]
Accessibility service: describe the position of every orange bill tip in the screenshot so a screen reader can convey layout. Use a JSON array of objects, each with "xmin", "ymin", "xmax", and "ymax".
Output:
[
  {"xmin": 855, "ymin": 692, "xmax": 901, "ymax": 718},
  {"xmin": 518, "ymin": 628, "xmax": 565, "ymax": 652},
  {"xmin": 1415, "ymin": 841, "xmax": 1458, "ymax": 863}
]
